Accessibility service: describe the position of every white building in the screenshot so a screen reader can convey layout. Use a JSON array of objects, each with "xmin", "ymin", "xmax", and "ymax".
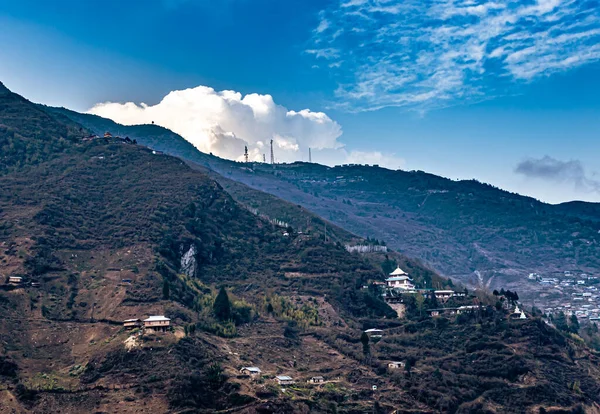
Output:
[
  {"xmin": 434, "ymin": 290, "xmax": 454, "ymax": 301},
  {"xmin": 385, "ymin": 267, "xmax": 414, "ymax": 290},
  {"xmin": 8, "ymin": 276, "xmax": 22, "ymax": 284},
  {"xmin": 364, "ymin": 328, "xmax": 383, "ymax": 339},
  {"xmin": 388, "ymin": 361, "xmax": 405, "ymax": 369}
]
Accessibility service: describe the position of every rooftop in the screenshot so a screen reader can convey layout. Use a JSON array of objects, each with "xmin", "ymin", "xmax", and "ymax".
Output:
[
  {"xmin": 389, "ymin": 266, "xmax": 408, "ymax": 276},
  {"xmin": 144, "ymin": 315, "xmax": 170, "ymax": 322}
]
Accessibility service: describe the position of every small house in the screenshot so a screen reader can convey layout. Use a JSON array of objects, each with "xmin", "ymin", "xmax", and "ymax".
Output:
[
  {"xmin": 144, "ymin": 315, "xmax": 171, "ymax": 331},
  {"xmin": 104, "ymin": 132, "xmax": 113, "ymax": 138},
  {"xmin": 364, "ymin": 328, "xmax": 383, "ymax": 339},
  {"xmin": 457, "ymin": 305, "xmax": 478, "ymax": 314},
  {"xmin": 123, "ymin": 318, "xmax": 142, "ymax": 329},
  {"xmin": 308, "ymin": 376, "xmax": 324, "ymax": 384},
  {"xmin": 276, "ymin": 375, "xmax": 295, "ymax": 386},
  {"xmin": 434, "ymin": 290, "xmax": 454, "ymax": 301},
  {"xmin": 388, "ymin": 361, "xmax": 405, "ymax": 369},
  {"xmin": 240, "ymin": 367, "xmax": 262, "ymax": 377},
  {"xmin": 8, "ymin": 276, "xmax": 23, "ymax": 285}
]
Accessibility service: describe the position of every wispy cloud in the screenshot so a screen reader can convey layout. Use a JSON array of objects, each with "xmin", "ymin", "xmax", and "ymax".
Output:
[
  {"xmin": 309, "ymin": 0, "xmax": 600, "ymax": 111},
  {"xmin": 305, "ymin": 48, "xmax": 341, "ymax": 59},
  {"xmin": 515, "ymin": 156, "xmax": 600, "ymax": 194}
]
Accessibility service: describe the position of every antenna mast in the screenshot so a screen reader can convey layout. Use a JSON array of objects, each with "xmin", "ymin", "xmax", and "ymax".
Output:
[
  {"xmin": 244, "ymin": 146, "xmax": 249, "ymax": 163},
  {"xmin": 270, "ymin": 139, "xmax": 274, "ymax": 165}
]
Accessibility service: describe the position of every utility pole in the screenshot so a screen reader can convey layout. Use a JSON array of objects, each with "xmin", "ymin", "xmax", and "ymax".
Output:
[
  {"xmin": 309, "ymin": 147, "xmax": 312, "ymax": 163},
  {"xmin": 244, "ymin": 146, "xmax": 249, "ymax": 163},
  {"xmin": 270, "ymin": 139, "xmax": 275, "ymax": 165}
]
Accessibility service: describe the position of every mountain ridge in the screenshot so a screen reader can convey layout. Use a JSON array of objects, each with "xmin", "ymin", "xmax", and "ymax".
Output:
[
  {"xmin": 2, "ymin": 82, "xmax": 600, "ymax": 413},
  {"xmin": 47, "ymin": 106, "xmax": 600, "ymax": 301}
]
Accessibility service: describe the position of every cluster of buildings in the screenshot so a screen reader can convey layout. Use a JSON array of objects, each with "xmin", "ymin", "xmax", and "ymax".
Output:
[
  {"xmin": 83, "ymin": 131, "xmax": 139, "ymax": 145},
  {"xmin": 532, "ymin": 271, "xmax": 600, "ymax": 322},
  {"xmin": 369, "ymin": 266, "xmax": 467, "ymax": 305}
]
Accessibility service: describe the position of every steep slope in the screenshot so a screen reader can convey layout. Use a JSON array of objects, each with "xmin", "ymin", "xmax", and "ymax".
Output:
[
  {"xmin": 189, "ymin": 162, "xmax": 357, "ymax": 243},
  {"xmin": 1, "ymin": 86, "xmax": 596, "ymax": 413},
  {"xmin": 0, "ymin": 83, "xmax": 85, "ymax": 174},
  {"xmin": 46, "ymin": 106, "xmax": 390, "ymax": 245},
  {"xmin": 181, "ymin": 160, "xmax": 600, "ymax": 285},
  {"xmin": 50, "ymin": 107, "xmax": 600, "ymax": 300}
]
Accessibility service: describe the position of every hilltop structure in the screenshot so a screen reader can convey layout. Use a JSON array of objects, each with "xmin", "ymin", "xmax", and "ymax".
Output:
[{"xmin": 385, "ymin": 266, "xmax": 415, "ymax": 290}]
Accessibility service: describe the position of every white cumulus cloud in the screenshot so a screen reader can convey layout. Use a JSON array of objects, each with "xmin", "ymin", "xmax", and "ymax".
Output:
[{"xmin": 88, "ymin": 85, "xmax": 403, "ymax": 169}]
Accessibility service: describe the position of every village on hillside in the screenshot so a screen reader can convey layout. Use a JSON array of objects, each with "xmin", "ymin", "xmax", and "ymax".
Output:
[
  {"xmin": 527, "ymin": 271, "xmax": 600, "ymax": 322},
  {"xmin": 362, "ymin": 265, "xmax": 526, "ymax": 321}
]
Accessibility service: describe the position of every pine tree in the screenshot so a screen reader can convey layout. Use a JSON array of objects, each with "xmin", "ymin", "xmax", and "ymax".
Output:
[
  {"xmin": 415, "ymin": 293, "xmax": 425, "ymax": 317},
  {"xmin": 213, "ymin": 287, "xmax": 232, "ymax": 321},
  {"xmin": 428, "ymin": 291, "xmax": 439, "ymax": 309},
  {"xmin": 555, "ymin": 311, "xmax": 569, "ymax": 332},
  {"xmin": 570, "ymin": 314, "xmax": 580, "ymax": 334},
  {"xmin": 360, "ymin": 332, "xmax": 370, "ymax": 355},
  {"xmin": 162, "ymin": 279, "xmax": 170, "ymax": 300}
]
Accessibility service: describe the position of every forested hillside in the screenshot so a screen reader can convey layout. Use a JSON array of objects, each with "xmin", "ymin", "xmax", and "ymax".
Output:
[
  {"xmin": 51, "ymin": 105, "xmax": 600, "ymax": 298},
  {"xmin": 1, "ymin": 84, "xmax": 599, "ymax": 413}
]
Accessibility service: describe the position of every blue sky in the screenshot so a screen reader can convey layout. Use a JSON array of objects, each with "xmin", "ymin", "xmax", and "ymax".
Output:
[{"xmin": 1, "ymin": 0, "xmax": 599, "ymax": 203}]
